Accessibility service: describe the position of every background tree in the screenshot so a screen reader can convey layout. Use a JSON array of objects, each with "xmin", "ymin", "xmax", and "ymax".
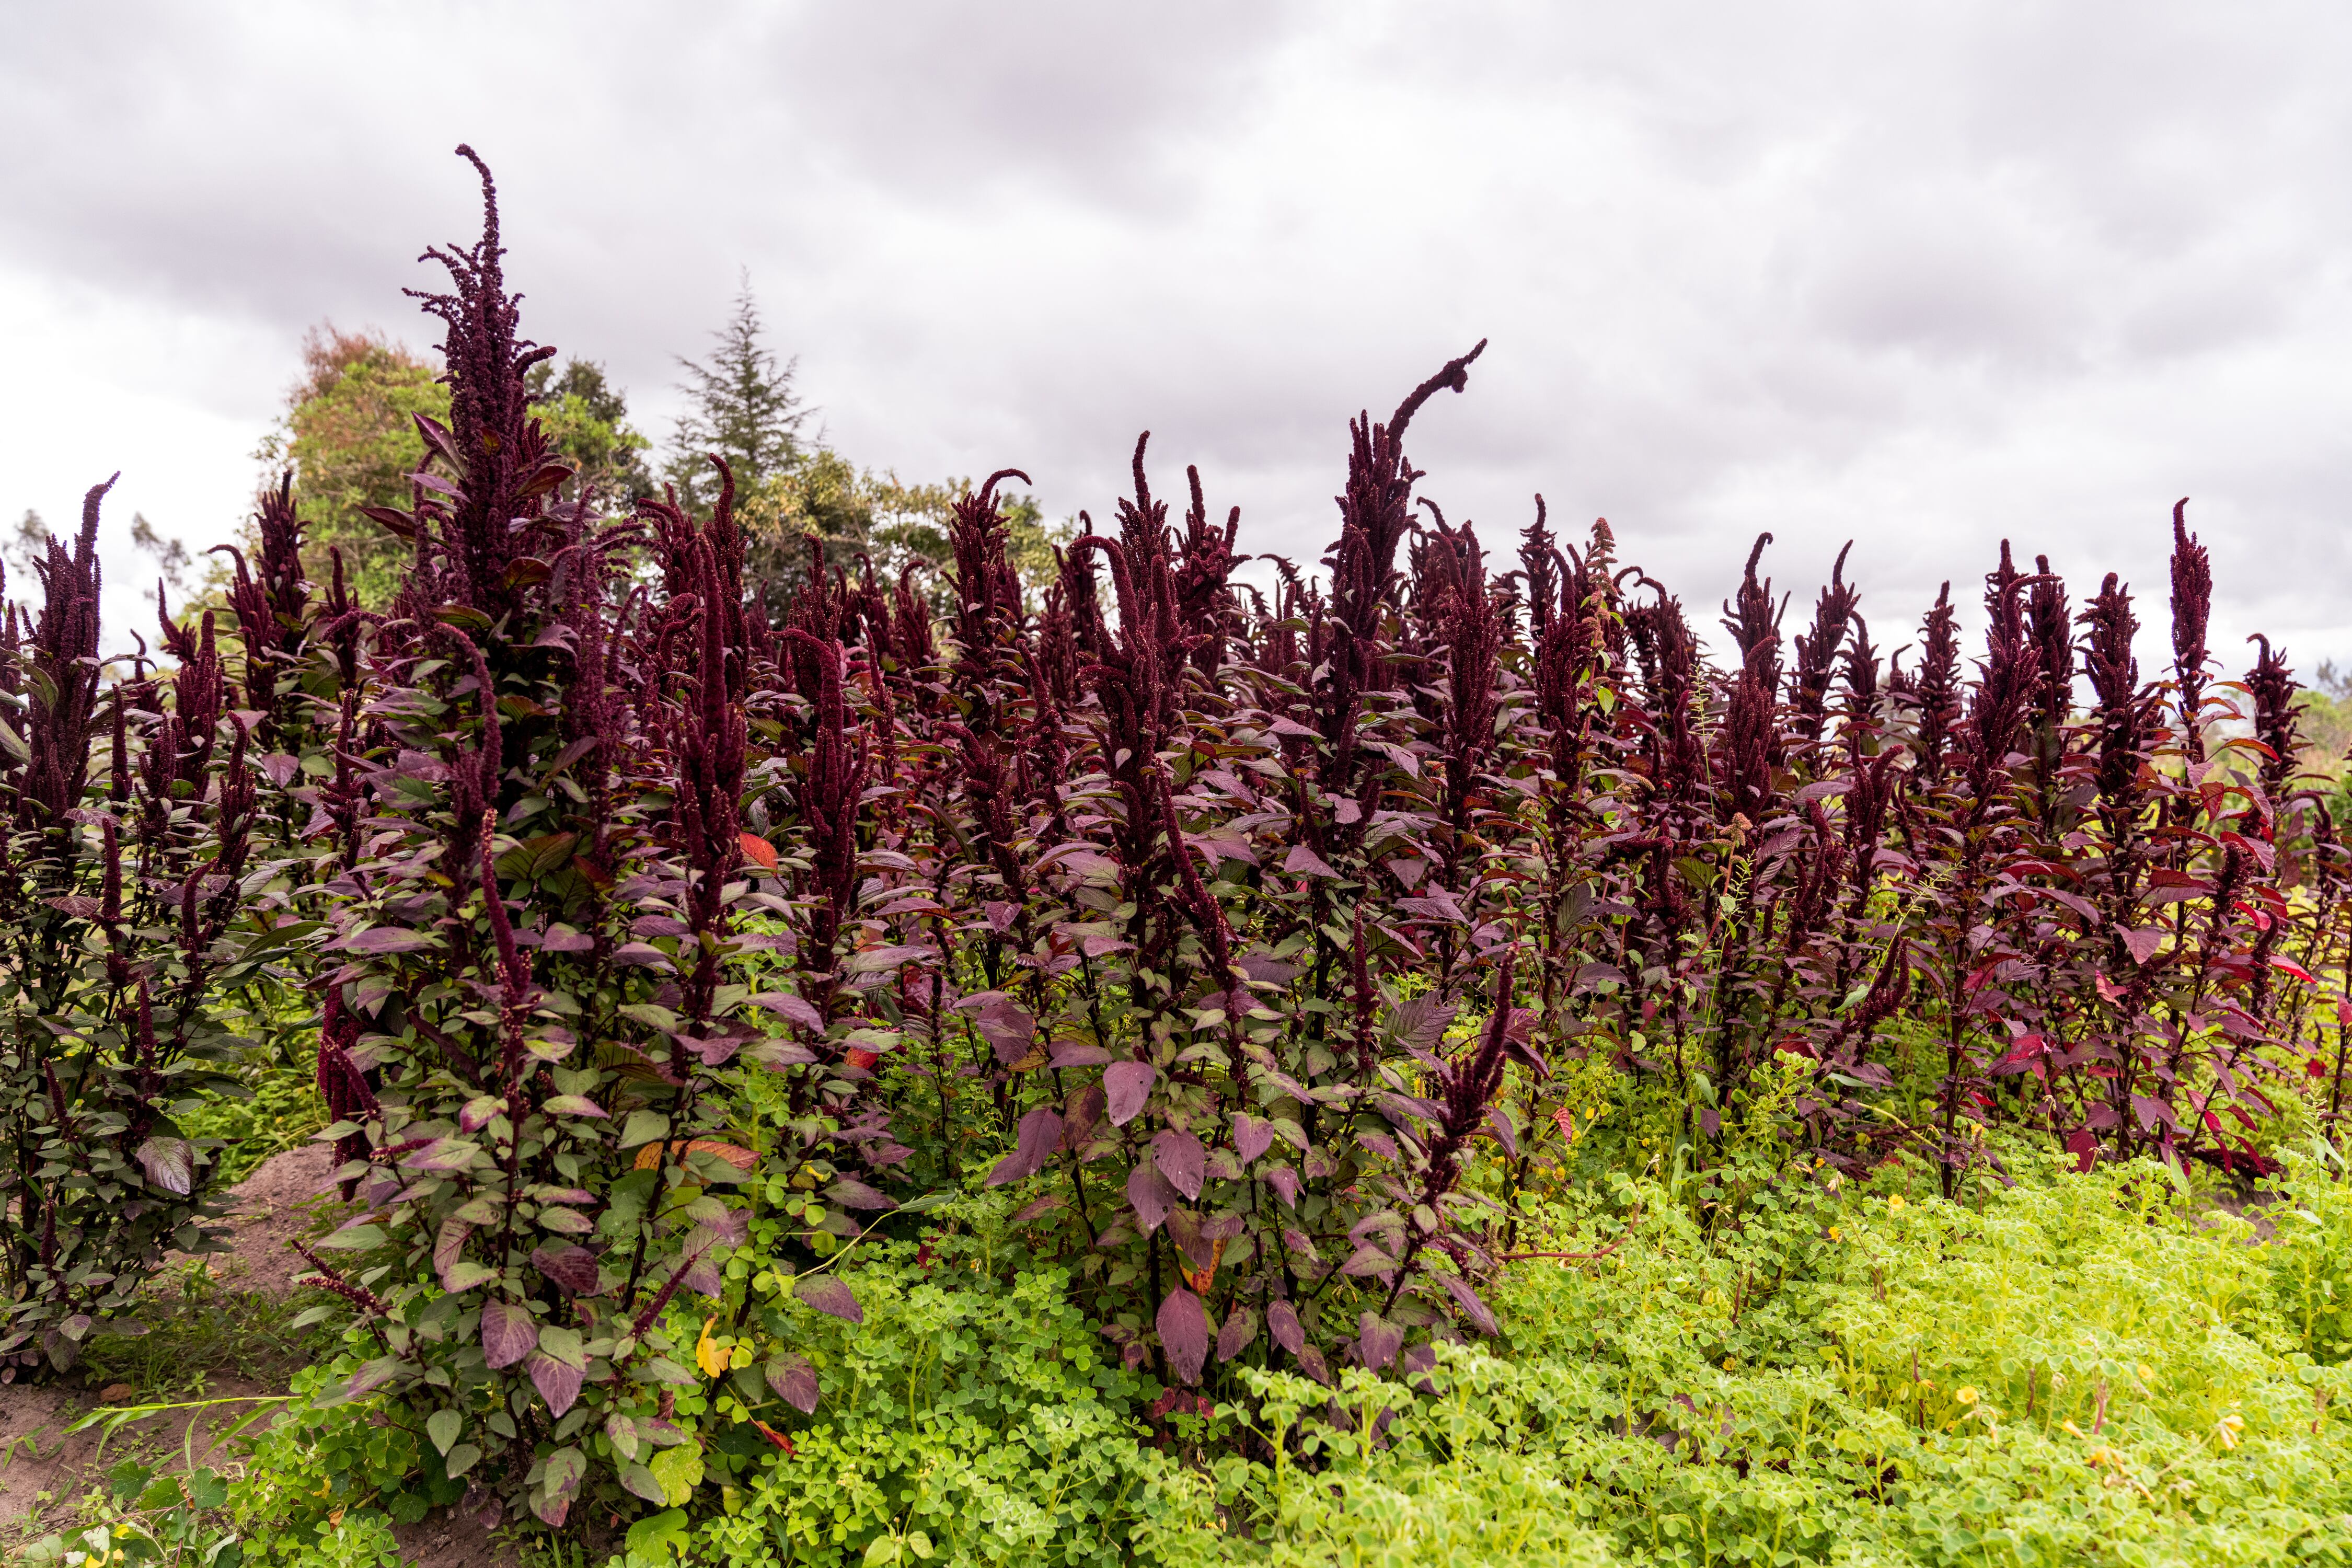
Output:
[
  {"xmin": 665, "ymin": 276, "xmax": 810, "ymax": 510},
  {"xmin": 4, "ymin": 509, "xmax": 46, "ymax": 585},
  {"xmin": 524, "ymin": 356, "xmax": 655, "ymax": 504},
  {"xmin": 253, "ymin": 324, "xmax": 449, "ymax": 605},
  {"xmin": 250, "ymin": 324, "xmax": 652, "ymax": 606},
  {"xmin": 666, "ymin": 280, "xmax": 1067, "ymax": 617}
]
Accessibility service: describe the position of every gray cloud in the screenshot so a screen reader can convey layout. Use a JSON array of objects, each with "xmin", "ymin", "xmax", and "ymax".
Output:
[{"xmin": 3, "ymin": 1, "xmax": 2350, "ymax": 676}]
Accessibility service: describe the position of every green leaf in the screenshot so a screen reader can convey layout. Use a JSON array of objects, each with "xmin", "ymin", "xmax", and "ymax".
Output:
[
  {"xmin": 315, "ymin": 1224, "xmax": 385, "ymax": 1251},
  {"xmin": 619, "ymin": 1002, "xmax": 680, "ymax": 1034},
  {"xmin": 426, "ymin": 1409, "xmax": 463, "ymax": 1456},
  {"xmin": 618, "ymin": 1110, "xmax": 669, "ymax": 1149},
  {"xmin": 647, "ymin": 1442, "xmax": 704, "ymax": 1507},
  {"xmin": 863, "ymin": 1537, "xmax": 903, "ymax": 1567},
  {"xmin": 443, "ymin": 1443, "xmax": 482, "ymax": 1479},
  {"xmin": 182, "ymin": 1467, "xmax": 227, "ymax": 1510},
  {"xmin": 439, "ymin": 1259, "xmax": 497, "ymax": 1293}
]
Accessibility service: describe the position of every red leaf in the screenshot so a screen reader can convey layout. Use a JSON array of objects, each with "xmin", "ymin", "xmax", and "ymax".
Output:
[
  {"xmin": 1217, "ymin": 1306, "xmax": 1258, "ymax": 1362},
  {"xmin": 1267, "ymin": 1299, "xmax": 1305, "ymax": 1354},
  {"xmin": 480, "ymin": 1301, "xmax": 537, "ymax": 1370},
  {"xmin": 1104, "ymin": 1062, "xmax": 1156, "ymax": 1126},
  {"xmin": 1232, "ymin": 1114, "xmax": 1276, "ymax": 1166},
  {"xmin": 531, "ymin": 1244, "xmax": 601, "ymax": 1296},
  {"xmin": 1157, "ymin": 1286, "xmax": 1210, "ymax": 1385},
  {"xmin": 1356, "ymin": 1312, "xmax": 1404, "ymax": 1370},
  {"xmin": 1152, "ymin": 1129, "xmax": 1206, "ymax": 1201},
  {"xmin": 793, "ymin": 1276, "xmax": 863, "ymax": 1324},
  {"xmin": 985, "ymin": 1106, "xmax": 1064, "ymax": 1187},
  {"xmin": 2065, "ymin": 1128, "xmax": 2100, "ymax": 1173},
  {"xmin": 1282, "ymin": 845, "xmax": 1338, "ymax": 879},
  {"xmin": 2270, "ymin": 954, "xmax": 2317, "ymax": 985},
  {"xmin": 1126, "ymin": 1159, "xmax": 1178, "ymax": 1232},
  {"xmin": 766, "ymin": 1352, "xmax": 820, "ymax": 1414},
  {"xmin": 738, "ymin": 833, "xmax": 779, "ymax": 871},
  {"xmin": 2120, "ymin": 927, "xmax": 2166, "ymax": 965},
  {"xmin": 1436, "ymin": 1272, "xmax": 1498, "ymax": 1336},
  {"xmin": 527, "ymin": 1351, "xmax": 584, "ymax": 1416}
]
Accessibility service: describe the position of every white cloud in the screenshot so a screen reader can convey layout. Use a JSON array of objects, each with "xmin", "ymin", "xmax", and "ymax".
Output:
[{"xmin": 3, "ymin": 0, "xmax": 2349, "ymax": 680}]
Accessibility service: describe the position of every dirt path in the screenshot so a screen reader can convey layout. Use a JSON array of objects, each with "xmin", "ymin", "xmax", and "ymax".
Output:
[{"xmin": 0, "ymin": 1143, "xmax": 522, "ymax": 1567}]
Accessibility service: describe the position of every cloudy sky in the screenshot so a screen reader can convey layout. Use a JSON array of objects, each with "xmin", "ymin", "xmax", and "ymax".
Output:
[{"xmin": 5, "ymin": 2, "xmax": 2350, "ymax": 679}]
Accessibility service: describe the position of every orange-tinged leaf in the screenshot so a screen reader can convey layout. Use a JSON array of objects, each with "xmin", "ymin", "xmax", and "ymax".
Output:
[
  {"xmin": 632, "ymin": 1138, "xmax": 757, "ymax": 1173},
  {"xmin": 739, "ymin": 833, "xmax": 779, "ymax": 871}
]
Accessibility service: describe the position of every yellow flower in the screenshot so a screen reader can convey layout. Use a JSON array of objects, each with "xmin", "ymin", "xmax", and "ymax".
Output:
[
  {"xmin": 1955, "ymin": 1386, "xmax": 1978, "ymax": 1405},
  {"xmin": 2217, "ymin": 1413, "xmax": 2244, "ymax": 1451},
  {"xmin": 2137, "ymin": 1364, "xmax": 2154, "ymax": 1384},
  {"xmin": 1886, "ymin": 1195, "xmax": 1906, "ymax": 1213},
  {"xmin": 695, "ymin": 1315, "xmax": 729, "ymax": 1379},
  {"xmin": 1828, "ymin": 1226, "xmax": 1842, "ymax": 1241}
]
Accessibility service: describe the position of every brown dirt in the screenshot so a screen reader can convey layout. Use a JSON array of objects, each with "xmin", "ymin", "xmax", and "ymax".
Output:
[
  {"xmin": 209, "ymin": 1140, "xmax": 344, "ymax": 1293},
  {"xmin": 0, "ymin": 1142, "xmax": 520, "ymax": 1566}
]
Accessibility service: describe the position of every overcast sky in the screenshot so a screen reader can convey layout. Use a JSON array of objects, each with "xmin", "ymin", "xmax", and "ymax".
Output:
[{"xmin": 5, "ymin": 2, "xmax": 2350, "ymax": 681}]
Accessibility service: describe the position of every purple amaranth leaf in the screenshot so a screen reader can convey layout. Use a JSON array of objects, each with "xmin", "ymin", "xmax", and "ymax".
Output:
[
  {"xmin": 338, "ymin": 926, "xmax": 442, "ymax": 954},
  {"xmin": 1387, "ymin": 995, "xmax": 1458, "ymax": 1048},
  {"xmin": 1153, "ymin": 1129, "xmax": 1206, "ymax": 1200},
  {"xmin": 527, "ymin": 1351, "xmax": 585, "ymax": 1415},
  {"xmin": 401, "ymin": 1137, "xmax": 482, "ymax": 1172},
  {"xmin": 680, "ymin": 1254, "xmax": 725, "ymax": 1296},
  {"xmin": 1435, "ymin": 1272, "xmax": 1498, "ymax": 1335},
  {"xmin": 342, "ymin": 1355, "xmax": 400, "ymax": 1400},
  {"xmin": 530, "ymin": 1445, "xmax": 585, "ymax": 1528},
  {"xmin": 1104, "ymin": 1062, "xmax": 1156, "ymax": 1126},
  {"xmin": 1048, "ymin": 1041, "xmax": 1111, "ymax": 1068},
  {"xmin": 134, "ymin": 1137, "xmax": 194, "ymax": 1196},
  {"xmin": 986, "ymin": 1106, "xmax": 1065, "ymax": 1186},
  {"xmin": 539, "ymin": 926, "xmax": 595, "ymax": 953},
  {"xmin": 794, "ymin": 1275, "xmax": 863, "ymax": 1323},
  {"xmin": 752, "ymin": 992, "xmax": 826, "ymax": 1032},
  {"xmin": 1217, "ymin": 1306, "xmax": 1258, "ymax": 1362},
  {"xmin": 531, "ymin": 1243, "xmax": 601, "ymax": 1296},
  {"xmin": 434, "ymin": 1218, "xmax": 472, "ymax": 1281},
  {"xmin": 1486, "ymin": 1105, "xmax": 1519, "ymax": 1156},
  {"xmin": 1357, "ymin": 1312, "xmax": 1404, "ymax": 1371},
  {"xmin": 973, "ymin": 998, "xmax": 1038, "ymax": 1065},
  {"xmin": 458, "ymin": 1096, "xmax": 503, "ymax": 1133},
  {"xmin": 480, "ymin": 1300, "xmax": 537, "ymax": 1369},
  {"xmin": 1267, "ymin": 1299, "xmax": 1305, "ymax": 1355},
  {"xmin": 1264, "ymin": 1166, "xmax": 1302, "ymax": 1208},
  {"xmin": 1281, "ymin": 845, "xmax": 1338, "ymax": 879},
  {"xmin": 1012, "ymin": 1193, "xmax": 1066, "ymax": 1224},
  {"xmin": 766, "ymin": 1352, "xmax": 820, "ymax": 1413},
  {"xmin": 1232, "ymin": 1114, "xmax": 1276, "ymax": 1166},
  {"xmin": 824, "ymin": 1178, "xmax": 895, "ymax": 1210},
  {"xmin": 1165, "ymin": 1208, "xmax": 1217, "ymax": 1271},
  {"xmin": 1157, "ymin": 1286, "xmax": 1210, "ymax": 1385},
  {"xmin": 1127, "ymin": 1159, "xmax": 1178, "ymax": 1232},
  {"xmin": 1064, "ymin": 1083, "xmax": 1107, "ymax": 1148}
]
